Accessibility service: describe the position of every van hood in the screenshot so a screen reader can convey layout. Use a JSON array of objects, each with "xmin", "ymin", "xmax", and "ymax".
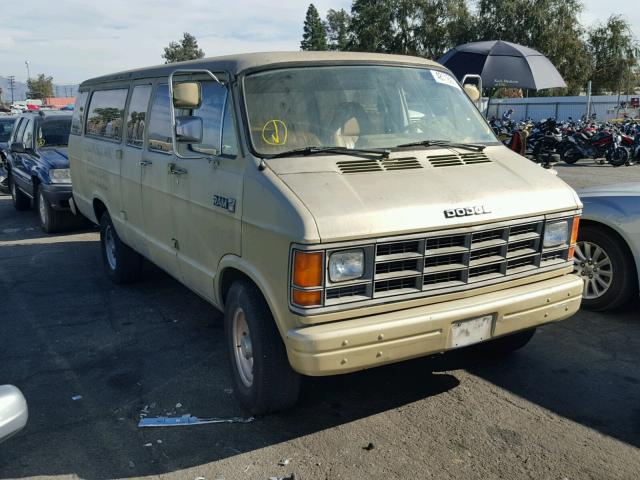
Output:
[{"xmin": 268, "ymin": 146, "xmax": 581, "ymax": 242}]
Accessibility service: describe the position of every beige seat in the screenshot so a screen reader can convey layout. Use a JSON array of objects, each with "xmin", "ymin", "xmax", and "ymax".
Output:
[{"xmin": 330, "ymin": 103, "xmax": 371, "ymax": 148}]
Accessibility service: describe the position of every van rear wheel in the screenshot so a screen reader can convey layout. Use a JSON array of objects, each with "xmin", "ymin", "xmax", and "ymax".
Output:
[
  {"xmin": 224, "ymin": 280, "xmax": 301, "ymax": 414},
  {"xmin": 99, "ymin": 212, "xmax": 143, "ymax": 284}
]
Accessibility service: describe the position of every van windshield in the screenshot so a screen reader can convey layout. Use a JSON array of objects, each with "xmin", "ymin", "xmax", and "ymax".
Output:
[{"xmin": 243, "ymin": 65, "xmax": 496, "ymax": 157}]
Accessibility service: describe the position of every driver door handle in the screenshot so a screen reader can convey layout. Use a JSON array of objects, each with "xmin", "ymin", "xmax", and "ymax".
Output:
[
  {"xmin": 168, "ymin": 163, "xmax": 188, "ymax": 175},
  {"xmin": 139, "ymin": 160, "xmax": 152, "ymax": 166}
]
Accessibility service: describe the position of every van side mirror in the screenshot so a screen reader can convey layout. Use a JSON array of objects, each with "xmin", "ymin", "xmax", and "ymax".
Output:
[
  {"xmin": 10, "ymin": 142, "xmax": 26, "ymax": 154},
  {"xmin": 175, "ymin": 116, "xmax": 203, "ymax": 144},
  {"xmin": 0, "ymin": 385, "xmax": 28, "ymax": 444},
  {"xmin": 463, "ymin": 84, "xmax": 481, "ymax": 102},
  {"xmin": 173, "ymin": 82, "xmax": 201, "ymax": 109},
  {"xmin": 461, "ymin": 74, "xmax": 483, "ymax": 111}
]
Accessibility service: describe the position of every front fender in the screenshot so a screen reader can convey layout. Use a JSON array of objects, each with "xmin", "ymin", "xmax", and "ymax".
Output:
[{"xmin": 215, "ymin": 254, "xmax": 287, "ymax": 336}]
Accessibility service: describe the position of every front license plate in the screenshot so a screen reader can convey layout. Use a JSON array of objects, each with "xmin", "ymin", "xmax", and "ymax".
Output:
[{"xmin": 450, "ymin": 315, "xmax": 493, "ymax": 348}]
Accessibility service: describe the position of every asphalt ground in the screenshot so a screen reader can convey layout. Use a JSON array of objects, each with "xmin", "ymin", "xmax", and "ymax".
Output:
[{"xmin": 0, "ymin": 161, "xmax": 639, "ymax": 480}]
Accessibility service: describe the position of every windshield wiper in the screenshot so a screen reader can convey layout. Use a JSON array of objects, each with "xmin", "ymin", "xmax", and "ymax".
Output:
[
  {"xmin": 268, "ymin": 146, "xmax": 390, "ymax": 159},
  {"xmin": 396, "ymin": 140, "xmax": 486, "ymax": 152}
]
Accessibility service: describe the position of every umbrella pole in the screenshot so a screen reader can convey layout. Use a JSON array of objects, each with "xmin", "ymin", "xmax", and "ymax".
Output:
[{"xmin": 486, "ymin": 94, "xmax": 491, "ymax": 119}]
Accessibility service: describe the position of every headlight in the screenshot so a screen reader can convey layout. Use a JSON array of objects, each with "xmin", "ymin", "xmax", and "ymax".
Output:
[
  {"xmin": 329, "ymin": 249, "xmax": 365, "ymax": 282},
  {"xmin": 49, "ymin": 168, "xmax": 71, "ymax": 184},
  {"xmin": 543, "ymin": 220, "xmax": 569, "ymax": 248}
]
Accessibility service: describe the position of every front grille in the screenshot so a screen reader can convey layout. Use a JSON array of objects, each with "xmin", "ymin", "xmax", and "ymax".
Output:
[{"xmin": 295, "ymin": 216, "xmax": 575, "ymax": 309}]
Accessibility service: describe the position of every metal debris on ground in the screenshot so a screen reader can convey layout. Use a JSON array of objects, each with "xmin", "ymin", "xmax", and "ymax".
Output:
[
  {"xmin": 224, "ymin": 388, "xmax": 233, "ymax": 394},
  {"xmin": 176, "ymin": 402, "xmax": 182, "ymax": 408},
  {"xmin": 144, "ymin": 443, "xmax": 152, "ymax": 447},
  {"xmin": 71, "ymin": 395, "xmax": 82, "ymax": 401},
  {"xmin": 278, "ymin": 458, "xmax": 291, "ymax": 466},
  {"xmin": 268, "ymin": 474, "xmax": 296, "ymax": 480},
  {"xmin": 363, "ymin": 442, "xmax": 375, "ymax": 451},
  {"xmin": 138, "ymin": 414, "xmax": 255, "ymax": 428}
]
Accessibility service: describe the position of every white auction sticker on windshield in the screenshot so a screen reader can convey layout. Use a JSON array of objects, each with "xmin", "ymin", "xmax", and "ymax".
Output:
[{"xmin": 431, "ymin": 70, "xmax": 461, "ymax": 89}]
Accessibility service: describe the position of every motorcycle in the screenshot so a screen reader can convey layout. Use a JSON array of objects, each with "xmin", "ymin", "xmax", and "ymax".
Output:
[{"xmin": 560, "ymin": 127, "xmax": 630, "ymax": 166}]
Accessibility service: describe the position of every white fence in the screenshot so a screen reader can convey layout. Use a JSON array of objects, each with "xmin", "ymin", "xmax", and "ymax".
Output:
[{"xmin": 485, "ymin": 95, "xmax": 638, "ymax": 122}]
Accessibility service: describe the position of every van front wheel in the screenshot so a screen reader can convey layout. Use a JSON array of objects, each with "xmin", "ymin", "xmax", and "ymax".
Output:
[
  {"xmin": 224, "ymin": 280, "xmax": 301, "ymax": 414},
  {"xmin": 99, "ymin": 213, "xmax": 142, "ymax": 284}
]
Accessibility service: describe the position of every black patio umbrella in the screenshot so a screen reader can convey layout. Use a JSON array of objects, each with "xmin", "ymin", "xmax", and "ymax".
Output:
[{"xmin": 438, "ymin": 40, "xmax": 567, "ymax": 90}]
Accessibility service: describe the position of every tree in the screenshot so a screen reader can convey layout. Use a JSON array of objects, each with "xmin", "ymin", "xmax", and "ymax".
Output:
[
  {"xmin": 588, "ymin": 15, "xmax": 639, "ymax": 95},
  {"xmin": 348, "ymin": 0, "xmax": 397, "ymax": 52},
  {"xmin": 326, "ymin": 8, "xmax": 351, "ymax": 51},
  {"xmin": 26, "ymin": 74, "xmax": 54, "ymax": 100},
  {"xmin": 301, "ymin": 4, "xmax": 328, "ymax": 50},
  {"xmin": 162, "ymin": 32, "xmax": 205, "ymax": 64}
]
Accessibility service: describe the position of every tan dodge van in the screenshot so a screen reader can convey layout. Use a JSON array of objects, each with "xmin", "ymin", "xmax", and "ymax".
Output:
[{"xmin": 69, "ymin": 52, "xmax": 583, "ymax": 413}]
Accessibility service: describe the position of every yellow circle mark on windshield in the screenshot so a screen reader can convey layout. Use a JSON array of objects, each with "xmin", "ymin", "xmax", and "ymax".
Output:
[{"xmin": 261, "ymin": 119, "xmax": 288, "ymax": 146}]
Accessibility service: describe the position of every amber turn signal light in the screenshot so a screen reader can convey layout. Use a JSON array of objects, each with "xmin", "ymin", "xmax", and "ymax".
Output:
[
  {"xmin": 292, "ymin": 289, "xmax": 322, "ymax": 307},
  {"xmin": 568, "ymin": 216, "xmax": 581, "ymax": 259},
  {"xmin": 293, "ymin": 251, "xmax": 323, "ymax": 288}
]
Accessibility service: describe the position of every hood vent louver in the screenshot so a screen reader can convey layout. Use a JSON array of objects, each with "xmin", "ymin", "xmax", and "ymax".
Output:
[
  {"xmin": 337, "ymin": 157, "xmax": 421, "ymax": 174},
  {"xmin": 428, "ymin": 152, "xmax": 491, "ymax": 167}
]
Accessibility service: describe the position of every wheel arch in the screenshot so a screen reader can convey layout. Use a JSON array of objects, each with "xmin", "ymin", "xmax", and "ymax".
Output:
[{"xmin": 216, "ymin": 256, "xmax": 286, "ymax": 334}]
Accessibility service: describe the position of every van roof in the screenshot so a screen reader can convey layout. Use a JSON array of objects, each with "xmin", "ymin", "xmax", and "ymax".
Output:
[{"xmin": 80, "ymin": 51, "xmax": 442, "ymax": 87}]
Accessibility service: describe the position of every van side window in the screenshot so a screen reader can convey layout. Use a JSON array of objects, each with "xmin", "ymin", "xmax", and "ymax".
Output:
[
  {"xmin": 190, "ymin": 81, "xmax": 237, "ymax": 157},
  {"xmin": 70, "ymin": 91, "xmax": 88, "ymax": 135},
  {"xmin": 148, "ymin": 85, "xmax": 173, "ymax": 153},
  {"xmin": 85, "ymin": 89, "xmax": 128, "ymax": 141},
  {"xmin": 126, "ymin": 85, "xmax": 152, "ymax": 148},
  {"xmin": 21, "ymin": 120, "xmax": 33, "ymax": 148},
  {"xmin": 221, "ymin": 102, "xmax": 238, "ymax": 157}
]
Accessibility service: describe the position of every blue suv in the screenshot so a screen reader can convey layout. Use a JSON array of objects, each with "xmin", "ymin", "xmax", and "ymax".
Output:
[{"xmin": 6, "ymin": 111, "xmax": 73, "ymax": 232}]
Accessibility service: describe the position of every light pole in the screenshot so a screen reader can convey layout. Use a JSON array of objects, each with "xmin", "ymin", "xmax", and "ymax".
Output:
[{"xmin": 25, "ymin": 61, "xmax": 30, "ymax": 80}]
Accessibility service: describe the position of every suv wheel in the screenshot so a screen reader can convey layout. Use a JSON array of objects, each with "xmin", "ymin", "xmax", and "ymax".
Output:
[
  {"xmin": 9, "ymin": 175, "xmax": 30, "ymax": 211},
  {"xmin": 224, "ymin": 280, "xmax": 300, "ymax": 414},
  {"xmin": 36, "ymin": 185, "xmax": 67, "ymax": 233},
  {"xmin": 574, "ymin": 224, "xmax": 636, "ymax": 311},
  {"xmin": 99, "ymin": 212, "xmax": 143, "ymax": 284}
]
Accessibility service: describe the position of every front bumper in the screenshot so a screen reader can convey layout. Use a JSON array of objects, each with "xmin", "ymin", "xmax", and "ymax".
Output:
[
  {"xmin": 40, "ymin": 183, "xmax": 72, "ymax": 210},
  {"xmin": 286, "ymin": 274, "xmax": 583, "ymax": 376}
]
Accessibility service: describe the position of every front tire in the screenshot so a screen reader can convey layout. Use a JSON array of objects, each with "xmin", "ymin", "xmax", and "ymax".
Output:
[
  {"xmin": 224, "ymin": 280, "xmax": 300, "ymax": 414},
  {"xmin": 36, "ymin": 185, "xmax": 68, "ymax": 233},
  {"xmin": 99, "ymin": 212, "xmax": 143, "ymax": 284},
  {"xmin": 574, "ymin": 224, "xmax": 637, "ymax": 311},
  {"xmin": 9, "ymin": 175, "xmax": 30, "ymax": 211}
]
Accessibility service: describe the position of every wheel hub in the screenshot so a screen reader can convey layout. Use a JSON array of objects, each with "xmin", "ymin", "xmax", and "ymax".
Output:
[
  {"xmin": 104, "ymin": 226, "xmax": 117, "ymax": 270},
  {"xmin": 232, "ymin": 307, "xmax": 254, "ymax": 388},
  {"xmin": 573, "ymin": 241, "xmax": 613, "ymax": 299}
]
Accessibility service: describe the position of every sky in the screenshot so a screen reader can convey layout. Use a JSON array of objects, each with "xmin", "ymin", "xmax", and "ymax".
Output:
[{"xmin": 0, "ymin": 0, "xmax": 637, "ymax": 85}]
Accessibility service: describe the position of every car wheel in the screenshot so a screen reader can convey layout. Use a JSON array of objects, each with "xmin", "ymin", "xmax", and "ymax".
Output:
[
  {"xmin": 9, "ymin": 174, "xmax": 30, "ymax": 211},
  {"xmin": 473, "ymin": 328, "xmax": 536, "ymax": 356},
  {"xmin": 36, "ymin": 184, "xmax": 67, "ymax": 233},
  {"xmin": 224, "ymin": 280, "xmax": 300, "ymax": 414},
  {"xmin": 99, "ymin": 212, "xmax": 143, "ymax": 284},
  {"xmin": 574, "ymin": 224, "xmax": 637, "ymax": 311}
]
